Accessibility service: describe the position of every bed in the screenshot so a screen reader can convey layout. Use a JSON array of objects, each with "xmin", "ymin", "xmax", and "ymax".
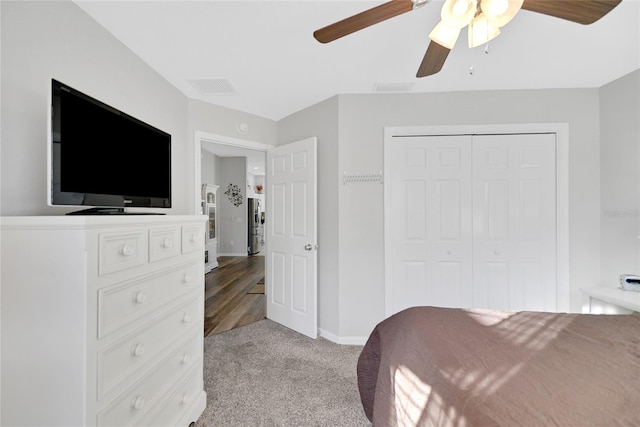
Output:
[{"xmin": 357, "ymin": 306, "xmax": 640, "ymax": 426}]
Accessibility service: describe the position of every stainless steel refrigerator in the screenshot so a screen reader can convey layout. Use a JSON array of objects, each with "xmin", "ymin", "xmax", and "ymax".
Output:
[{"xmin": 248, "ymin": 197, "xmax": 262, "ymax": 255}]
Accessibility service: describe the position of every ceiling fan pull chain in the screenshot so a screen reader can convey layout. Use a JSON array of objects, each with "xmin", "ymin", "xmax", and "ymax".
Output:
[{"xmin": 484, "ymin": 19, "xmax": 491, "ymax": 54}]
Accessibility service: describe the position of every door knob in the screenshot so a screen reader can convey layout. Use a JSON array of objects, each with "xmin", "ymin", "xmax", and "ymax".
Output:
[{"xmin": 304, "ymin": 244, "xmax": 313, "ymax": 251}]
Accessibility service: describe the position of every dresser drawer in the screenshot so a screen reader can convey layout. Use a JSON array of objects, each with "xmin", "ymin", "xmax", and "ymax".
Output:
[
  {"xmin": 143, "ymin": 368, "xmax": 204, "ymax": 426},
  {"xmin": 181, "ymin": 224, "xmax": 204, "ymax": 254},
  {"xmin": 97, "ymin": 332, "xmax": 201, "ymax": 426},
  {"xmin": 97, "ymin": 297, "xmax": 201, "ymax": 400},
  {"xmin": 99, "ymin": 230, "xmax": 147, "ymax": 276},
  {"xmin": 149, "ymin": 227, "xmax": 181, "ymax": 263},
  {"xmin": 98, "ymin": 262, "xmax": 201, "ymax": 338}
]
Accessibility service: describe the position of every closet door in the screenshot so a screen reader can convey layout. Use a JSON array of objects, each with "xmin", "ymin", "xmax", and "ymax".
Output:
[
  {"xmin": 385, "ymin": 135, "xmax": 473, "ymax": 315},
  {"xmin": 385, "ymin": 132, "xmax": 558, "ymax": 316},
  {"xmin": 472, "ymin": 134, "xmax": 557, "ymax": 311}
]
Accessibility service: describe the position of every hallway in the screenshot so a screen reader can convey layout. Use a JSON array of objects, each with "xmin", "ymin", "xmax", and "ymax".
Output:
[{"xmin": 204, "ymin": 256, "xmax": 266, "ymax": 336}]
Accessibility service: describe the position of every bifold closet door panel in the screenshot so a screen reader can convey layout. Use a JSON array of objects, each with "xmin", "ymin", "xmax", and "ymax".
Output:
[
  {"xmin": 472, "ymin": 133, "xmax": 557, "ymax": 312},
  {"xmin": 386, "ymin": 135, "xmax": 473, "ymax": 315}
]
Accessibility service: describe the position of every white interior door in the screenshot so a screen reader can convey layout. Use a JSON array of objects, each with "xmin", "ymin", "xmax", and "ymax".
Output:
[
  {"xmin": 385, "ymin": 135, "xmax": 474, "ymax": 315},
  {"xmin": 265, "ymin": 137, "xmax": 318, "ymax": 338},
  {"xmin": 472, "ymin": 134, "xmax": 557, "ymax": 311}
]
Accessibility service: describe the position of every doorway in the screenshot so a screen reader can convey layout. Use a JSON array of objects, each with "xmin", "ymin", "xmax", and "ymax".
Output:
[
  {"xmin": 196, "ymin": 132, "xmax": 319, "ymax": 339},
  {"xmin": 203, "ymin": 255, "xmax": 265, "ymax": 336},
  {"xmin": 195, "ymin": 131, "xmax": 273, "ymax": 334}
]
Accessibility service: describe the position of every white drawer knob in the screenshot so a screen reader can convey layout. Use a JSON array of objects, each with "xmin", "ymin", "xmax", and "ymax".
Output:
[
  {"xmin": 131, "ymin": 344, "xmax": 145, "ymax": 357},
  {"xmin": 183, "ymin": 274, "xmax": 192, "ymax": 283},
  {"xmin": 180, "ymin": 353, "xmax": 190, "ymax": 365},
  {"xmin": 131, "ymin": 396, "xmax": 145, "ymax": 411},
  {"xmin": 162, "ymin": 238, "xmax": 173, "ymax": 249},
  {"xmin": 134, "ymin": 291, "xmax": 147, "ymax": 304},
  {"xmin": 121, "ymin": 244, "xmax": 134, "ymax": 257},
  {"xmin": 182, "ymin": 313, "xmax": 191, "ymax": 323},
  {"xmin": 191, "ymin": 233, "xmax": 200, "ymax": 243},
  {"xmin": 180, "ymin": 393, "xmax": 189, "ymax": 405}
]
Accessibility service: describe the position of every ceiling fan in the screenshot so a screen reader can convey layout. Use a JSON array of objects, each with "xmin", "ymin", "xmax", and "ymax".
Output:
[{"xmin": 313, "ymin": 0, "xmax": 622, "ymax": 77}]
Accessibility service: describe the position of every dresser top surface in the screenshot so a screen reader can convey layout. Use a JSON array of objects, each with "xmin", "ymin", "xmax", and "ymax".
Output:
[
  {"xmin": 581, "ymin": 286, "xmax": 640, "ymax": 312},
  {"xmin": 1, "ymin": 215, "xmax": 206, "ymax": 230}
]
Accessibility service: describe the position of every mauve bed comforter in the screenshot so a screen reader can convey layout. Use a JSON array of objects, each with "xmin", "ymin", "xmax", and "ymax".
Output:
[{"xmin": 357, "ymin": 306, "xmax": 640, "ymax": 426}]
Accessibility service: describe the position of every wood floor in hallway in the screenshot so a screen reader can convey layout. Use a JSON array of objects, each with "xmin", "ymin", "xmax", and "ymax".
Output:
[{"xmin": 204, "ymin": 255, "xmax": 266, "ymax": 337}]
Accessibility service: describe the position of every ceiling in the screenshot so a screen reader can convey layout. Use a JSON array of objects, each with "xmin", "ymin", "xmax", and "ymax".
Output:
[
  {"xmin": 75, "ymin": 0, "xmax": 639, "ymax": 123},
  {"xmin": 201, "ymin": 140, "xmax": 266, "ymax": 176},
  {"xmin": 76, "ymin": 0, "xmax": 639, "ymax": 173}
]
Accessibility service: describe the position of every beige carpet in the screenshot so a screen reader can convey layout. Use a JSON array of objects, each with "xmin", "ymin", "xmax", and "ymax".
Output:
[{"xmin": 195, "ymin": 319, "xmax": 370, "ymax": 426}]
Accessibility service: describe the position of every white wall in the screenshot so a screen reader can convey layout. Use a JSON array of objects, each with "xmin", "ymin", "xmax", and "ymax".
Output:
[
  {"xmin": 0, "ymin": 1, "xmax": 189, "ymax": 215},
  {"xmin": 188, "ymin": 98, "xmax": 278, "ymax": 146},
  {"xmin": 218, "ymin": 157, "xmax": 248, "ymax": 256},
  {"xmin": 201, "ymin": 150, "xmax": 218, "ymax": 188},
  {"xmin": 600, "ymin": 70, "xmax": 640, "ymax": 284}
]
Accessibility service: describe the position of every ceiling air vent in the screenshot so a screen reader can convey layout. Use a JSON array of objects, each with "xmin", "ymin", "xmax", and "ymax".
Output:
[
  {"xmin": 187, "ymin": 78, "xmax": 237, "ymax": 95},
  {"xmin": 373, "ymin": 82, "xmax": 414, "ymax": 93}
]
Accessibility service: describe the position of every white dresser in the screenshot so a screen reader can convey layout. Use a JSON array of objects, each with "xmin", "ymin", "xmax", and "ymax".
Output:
[{"xmin": 0, "ymin": 215, "xmax": 207, "ymax": 426}]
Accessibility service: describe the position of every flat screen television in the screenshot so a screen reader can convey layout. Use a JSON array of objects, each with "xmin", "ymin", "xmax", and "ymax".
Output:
[{"xmin": 49, "ymin": 79, "xmax": 171, "ymax": 214}]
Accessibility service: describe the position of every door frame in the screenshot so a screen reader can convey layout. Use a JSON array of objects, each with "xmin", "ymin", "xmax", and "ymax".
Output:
[
  {"xmin": 193, "ymin": 130, "xmax": 274, "ymax": 215},
  {"xmin": 383, "ymin": 123, "xmax": 570, "ymax": 315}
]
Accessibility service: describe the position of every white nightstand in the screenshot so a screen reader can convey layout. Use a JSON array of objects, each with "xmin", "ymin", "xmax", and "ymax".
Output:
[{"xmin": 581, "ymin": 286, "xmax": 640, "ymax": 314}]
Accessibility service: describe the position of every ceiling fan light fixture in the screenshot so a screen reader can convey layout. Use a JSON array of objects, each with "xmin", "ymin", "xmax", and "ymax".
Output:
[
  {"xmin": 468, "ymin": 14, "xmax": 501, "ymax": 47},
  {"xmin": 480, "ymin": 0, "xmax": 509, "ymax": 17},
  {"xmin": 429, "ymin": 20, "xmax": 462, "ymax": 49},
  {"xmin": 490, "ymin": 0, "xmax": 524, "ymax": 27},
  {"xmin": 441, "ymin": 0, "xmax": 477, "ymax": 28}
]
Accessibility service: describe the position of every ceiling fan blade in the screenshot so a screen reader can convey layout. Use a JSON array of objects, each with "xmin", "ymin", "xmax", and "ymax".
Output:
[
  {"xmin": 314, "ymin": 0, "xmax": 415, "ymax": 43},
  {"xmin": 416, "ymin": 41, "xmax": 450, "ymax": 77},
  {"xmin": 521, "ymin": 0, "xmax": 621, "ymax": 25}
]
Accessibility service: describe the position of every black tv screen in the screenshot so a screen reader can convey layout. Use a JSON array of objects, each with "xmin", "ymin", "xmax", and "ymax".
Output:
[{"xmin": 50, "ymin": 79, "xmax": 171, "ymax": 213}]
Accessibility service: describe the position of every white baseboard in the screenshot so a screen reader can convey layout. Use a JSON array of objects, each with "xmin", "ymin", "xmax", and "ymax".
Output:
[
  {"xmin": 217, "ymin": 252, "xmax": 248, "ymax": 257},
  {"xmin": 318, "ymin": 328, "xmax": 367, "ymax": 346}
]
